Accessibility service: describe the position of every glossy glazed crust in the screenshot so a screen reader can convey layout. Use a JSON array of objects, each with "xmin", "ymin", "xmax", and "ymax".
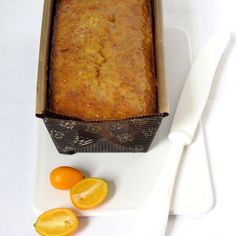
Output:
[{"xmin": 50, "ymin": 0, "xmax": 156, "ymax": 121}]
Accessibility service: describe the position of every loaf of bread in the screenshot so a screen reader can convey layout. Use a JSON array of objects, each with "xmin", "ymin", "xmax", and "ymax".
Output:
[{"xmin": 49, "ymin": 0, "xmax": 156, "ymax": 120}]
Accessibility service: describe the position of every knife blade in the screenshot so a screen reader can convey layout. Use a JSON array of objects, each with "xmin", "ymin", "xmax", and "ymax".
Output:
[{"xmin": 131, "ymin": 33, "xmax": 230, "ymax": 236}]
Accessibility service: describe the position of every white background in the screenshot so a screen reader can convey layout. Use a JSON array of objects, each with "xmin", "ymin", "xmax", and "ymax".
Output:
[{"xmin": 0, "ymin": 0, "xmax": 236, "ymax": 235}]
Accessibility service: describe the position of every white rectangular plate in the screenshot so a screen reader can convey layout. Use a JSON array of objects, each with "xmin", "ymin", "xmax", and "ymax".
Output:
[{"xmin": 32, "ymin": 28, "xmax": 214, "ymax": 216}]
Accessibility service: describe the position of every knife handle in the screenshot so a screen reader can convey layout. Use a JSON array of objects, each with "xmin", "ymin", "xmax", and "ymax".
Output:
[{"xmin": 131, "ymin": 141, "xmax": 185, "ymax": 236}]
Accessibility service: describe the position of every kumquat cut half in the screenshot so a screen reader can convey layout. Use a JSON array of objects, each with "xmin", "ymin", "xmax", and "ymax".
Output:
[
  {"xmin": 34, "ymin": 208, "xmax": 79, "ymax": 236},
  {"xmin": 70, "ymin": 178, "xmax": 108, "ymax": 210}
]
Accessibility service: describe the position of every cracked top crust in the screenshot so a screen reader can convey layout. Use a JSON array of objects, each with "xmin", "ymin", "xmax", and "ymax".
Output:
[{"xmin": 49, "ymin": 0, "xmax": 156, "ymax": 121}]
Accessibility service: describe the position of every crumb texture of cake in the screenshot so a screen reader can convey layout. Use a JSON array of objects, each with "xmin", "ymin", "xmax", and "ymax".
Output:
[{"xmin": 50, "ymin": 0, "xmax": 156, "ymax": 120}]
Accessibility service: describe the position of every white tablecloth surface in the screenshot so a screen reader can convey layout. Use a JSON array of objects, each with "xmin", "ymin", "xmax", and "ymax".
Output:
[{"xmin": 0, "ymin": 0, "xmax": 236, "ymax": 235}]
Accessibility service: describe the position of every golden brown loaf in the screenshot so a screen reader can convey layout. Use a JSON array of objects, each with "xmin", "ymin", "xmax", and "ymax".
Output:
[{"xmin": 50, "ymin": 0, "xmax": 156, "ymax": 120}]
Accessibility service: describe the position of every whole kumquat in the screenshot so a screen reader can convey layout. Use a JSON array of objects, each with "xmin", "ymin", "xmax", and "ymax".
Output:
[{"xmin": 50, "ymin": 166, "xmax": 84, "ymax": 190}]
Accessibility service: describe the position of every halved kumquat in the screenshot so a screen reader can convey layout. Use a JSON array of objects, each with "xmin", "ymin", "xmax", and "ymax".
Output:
[
  {"xmin": 70, "ymin": 178, "xmax": 108, "ymax": 210},
  {"xmin": 34, "ymin": 208, "xmax": 78, "ymax": 236}
]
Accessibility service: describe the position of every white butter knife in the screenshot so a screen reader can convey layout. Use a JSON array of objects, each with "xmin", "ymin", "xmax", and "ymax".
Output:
[{"xmin": 131, "ymin": 33, "xmax": 230, "ymax": 236}]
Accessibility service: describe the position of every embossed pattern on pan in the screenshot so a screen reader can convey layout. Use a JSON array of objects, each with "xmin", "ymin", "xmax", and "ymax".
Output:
[{"xmin": 44, "ymin": 116, "xmax": 163, "ymax": 154}]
